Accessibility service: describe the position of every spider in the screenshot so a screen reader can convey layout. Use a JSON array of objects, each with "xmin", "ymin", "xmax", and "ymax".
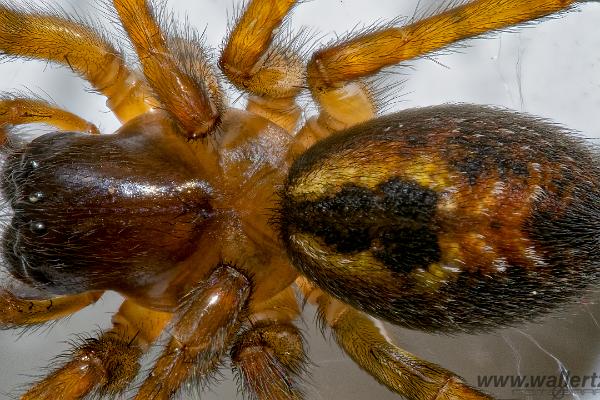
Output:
[{"xmin": 0, "ymin": 0, "xmax": 599, "ymax": 399}]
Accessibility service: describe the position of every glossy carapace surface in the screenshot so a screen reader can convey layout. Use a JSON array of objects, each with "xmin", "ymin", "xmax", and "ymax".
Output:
[
  {"xmin": 2, "ymin": 110, "xmax": 296, "ymax": 309},
  {"xmin": 281, "ymin": 104, "xmax": 600, "ymax": 332},
  {"xmin": 2, "ymin": 114, "xmax": 212, "ymax": 294},
  {"xmin": 1, "ymin": 0, "xmax": 597, "ymax": 398}
]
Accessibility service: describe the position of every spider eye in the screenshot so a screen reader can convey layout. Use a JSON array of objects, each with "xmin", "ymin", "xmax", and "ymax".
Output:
[
  {"xmin": 1, "ymin": 117, "xmax": 216, "ymax": 293},
  {"xmin": 28, "ymin": 191, "xmax": 44, "ymax": 203},
  {"xmin": 281, "ymin": 104, "xmax": 600, "ymax": 332},
  {"xmin": 29, "ymin": 221, "xmax": 46, "ymax": 233}
]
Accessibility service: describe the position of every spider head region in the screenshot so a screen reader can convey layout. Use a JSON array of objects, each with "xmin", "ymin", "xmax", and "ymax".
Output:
[
  {"xmin": 0, "ymin": 113, "xmax": 216, "ymax": 295},
  {"xmin": 0, "ymin": 109, "xmax": 297, "ymax": 311},
  {"xmin": 281, "ymin": 104, "xmax": 600, "ymax": 333}
]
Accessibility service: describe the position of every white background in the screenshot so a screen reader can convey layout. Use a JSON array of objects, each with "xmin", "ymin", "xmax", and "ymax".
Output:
[{"xmin": 0, "ymin": 1, "xmax": 599, "ymax": 399}]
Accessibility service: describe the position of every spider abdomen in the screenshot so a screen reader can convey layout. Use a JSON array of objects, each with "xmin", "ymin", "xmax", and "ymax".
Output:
[{"xmin": 281, "ymin": 104, "xmax": 600, "ymax": 332}]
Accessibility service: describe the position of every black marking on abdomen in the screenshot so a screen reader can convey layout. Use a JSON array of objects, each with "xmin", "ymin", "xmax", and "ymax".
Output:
[{"xmin": 283, "ymin": 178, "xmax": 441, "ymax": 273}]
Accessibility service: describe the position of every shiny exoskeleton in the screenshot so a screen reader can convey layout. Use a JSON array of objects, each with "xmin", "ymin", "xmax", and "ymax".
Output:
[
  {"xmin": 5, "ymin": 104, "xmax": 599, "ymax": 333},
  {"xmin": 0, "ymin": 0, "xmax": 596, "ymax": 399},
  {"xmin": 2, "ymin": 110, "xmax": 297, "ymax": 310},
  {"xmin": 281, "ymin": 104, "xmax": 600, "ymax": 332},
  {"xmin": 3, "ymin": 116, "xmax": 212, "ymax": 293}
]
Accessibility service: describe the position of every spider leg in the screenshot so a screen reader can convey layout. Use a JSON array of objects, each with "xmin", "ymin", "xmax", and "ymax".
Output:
[
  {"xmin": 134, "ymin": 264, "xmax": 251, "ymax": 399},
  {"xmin": 231, "ymin": 286, "xmax": 306, "ymax": 400},
  {"xmin": 114, "ymin": 0, "xmax": 223, "ymax": 139},
  {"xmin": 293, "ymin": 0, "xmax": 582, "ymax": 154},
  {"xmin": 21, "ymin": 300, "xmax": 172, "ymax": 400},
  {"xmin": 0, "ymin": 98, "xmax": 99, "ymax": 137},
  {"xmin": 0, "ymin": 290, "xmax": 101, "ymax": 328},
  {"xmin": 220, "ymin": 0, "xmax": 303, "ymax": 133},
  {"xmin": 0, "ymin": 6, "xmax": 157, "ymax": 123},
  {"xmin": 297, "ymin": 278, "xmax": 493, "ymax": 400}
]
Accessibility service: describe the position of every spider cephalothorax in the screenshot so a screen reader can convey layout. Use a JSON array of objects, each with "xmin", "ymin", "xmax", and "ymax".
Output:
[{"xmin": 0, "ymin": 1, "xmax": 598, "ymax": 399}]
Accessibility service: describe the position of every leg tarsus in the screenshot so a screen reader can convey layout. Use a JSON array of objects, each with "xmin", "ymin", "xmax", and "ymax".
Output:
[
  {"xmin": 0, "ymin": 290, "xmax": 102, "ymax": 328},
  {"xmin": 307, "ymin": 0, "xmax": 580, "ymax": 90},
  {"xmin": 0, "ymin": 98, "xmax": 99, "ymax": 135}
]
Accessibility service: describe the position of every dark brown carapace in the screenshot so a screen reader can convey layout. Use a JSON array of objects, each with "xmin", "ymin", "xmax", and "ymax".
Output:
[{"xmin": 0, "ymin": 1, "xmax": 597, "ymax": 399}]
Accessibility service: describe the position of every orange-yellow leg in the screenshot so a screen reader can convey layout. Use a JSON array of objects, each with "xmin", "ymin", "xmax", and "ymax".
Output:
[
  {"xmin": 0, "ymin": 290, "xmax": 102, "ymax": 328},
  {"xmin": 297, "ymin": 278, "xmax": 493, "ymax": 400},
  {"xmin": 134, "ymin": 264, "xmax": 251, "ymax": 399},
  {"xmin": 114, "ymin": 0, "xmax": 223, "ymax": 139},
  {"xmin": 294, "ymin": 0, "xmax": 582, "ymax": 154},
  {"xmin": 308, "ymin": 0, "xmax": 581, "ymax": 88},
  {"xmin": 21, "ymin": 300, "xmax": 172, "ymax": 400},
  {"xmin": 220, "ymin": 0, "xmax": 303, "ymax": 133},
  {"xmin": 0, "ymin": 98, "xmax": 99, "ymax": 135},
  {"xmin": 0, "ymin": 6, "xmax": 157, "ymax": 122},
  {"xmin": 231, "ymin": 286, "xmax": 305, "ymax": 400}
]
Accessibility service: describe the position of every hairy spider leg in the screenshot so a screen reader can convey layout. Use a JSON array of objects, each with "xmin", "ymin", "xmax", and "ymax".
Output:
[
  {"xmin": 134, "ymin": 264, "xmax": 251, "ymax": 399},
  {"xmin": 17, "ymin": 285, "xmax": 303, "ymax": 400},
  {"xmin": 0, "ymin": 290, "xmax": 101, "ymax": 327},
  {"xmin": 21, "ymin": 300, "xmax": 172, "ymax": 399},
  {"xmin": 231, "ymin": 286, "xmax": 306, "ymax": 400},
  {"xmin": 0, "ymin": 98, "xmax": 99, "ymax": 145},
  {"xmin": 220, "ymin": 0, "xmax": 304, "ymax": 133},
  {"xmin": 0, "ymin": 6, "xmax": 158, "ymax": 123},
  {"xmin": 296, "ymin": 278, "xmax": 493, "ymax": 400},
  {"xmin": 114, "ymin": 0, "xmax": 223, "ymax": 139},
  {"xmin": 0, "ymin": 98, "xmax": 99, "ymax": 134},
  {"xmin": 292, "ymin": 0, "xmax": 583, "ymax": 154}
]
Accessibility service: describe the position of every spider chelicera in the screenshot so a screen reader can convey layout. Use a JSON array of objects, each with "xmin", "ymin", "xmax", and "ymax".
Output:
[{"xmin": 1, "ymin": 0, "xmax": 600, "ymax": 400}]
